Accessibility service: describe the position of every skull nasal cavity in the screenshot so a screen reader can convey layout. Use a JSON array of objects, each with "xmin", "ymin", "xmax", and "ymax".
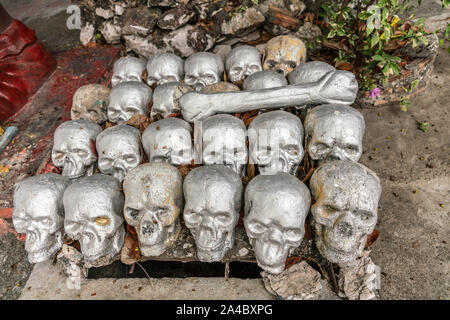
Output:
[{"xmin": 337, "ymin": 222, "xmax": 353, "ymax": 237}]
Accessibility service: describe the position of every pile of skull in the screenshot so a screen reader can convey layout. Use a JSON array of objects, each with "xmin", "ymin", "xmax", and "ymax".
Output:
[{"xmin": 12, "ymin": 35, "xmax": 381, "ymax": 279}]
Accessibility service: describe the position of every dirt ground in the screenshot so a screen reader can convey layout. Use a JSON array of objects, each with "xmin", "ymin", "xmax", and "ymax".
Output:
[{"xmin": 0, "ymin": 1, "xmax": 448, "ymax": 300}]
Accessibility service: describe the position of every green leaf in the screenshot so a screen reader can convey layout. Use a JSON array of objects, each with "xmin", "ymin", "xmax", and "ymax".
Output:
[
  {"xmin": 382, "ymin": 8, "xmax": 389, "ymax": 23},
  {"xmin": 412, "ymin": 38, "xmax": 419, "ymax": 48},
  {"xmin": 327, "ymin": 30, "xmax": 336, "ymax": 38},
  {"xmin": 372, "ymin": 54, "xmax": 384, "ymax": 62},
  {"xmin": 419, "ymin": 36, "xmax": 429, "ymax": 46},
  {"xmin": 391, "ymin": 63, "xmax": 400, "ymax": 75},
  {"xmin": 371, "ymin": 32, "xmax": 380, "ymax": 47},
  {"xmin": 384, "ymin": 26, "xmax": 391, "ymax": 42},
  {"xmin": 366, "ymin": 21, "xmax": 375, "ymax": 36},
  {"xmin": 410, "ymin": 79, "xmax": 420, "ymax": 92}
]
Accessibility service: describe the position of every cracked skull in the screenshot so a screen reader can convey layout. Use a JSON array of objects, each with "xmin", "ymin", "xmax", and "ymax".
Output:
[
  {"xmin": 142, "ymin": 118, "xmax": 193, "ymax": 166},
  {"xmin": 183, "ymin": 165, "xmax": 243, "ymax": 262},
  {"xmin": 184, "ymin": 52, "xmax": 224, "ymax": 91},
  {"xmin": 248, "ymin": 111, "xmax": 304, "ymax": 175},
  {"xmin": 244, "ymin": 173, "xmax": 311, "ymax": 274},
  {"xmin": 202, "ymin": 114, "xmax": 248, "ymax": 176},
  {"xmin": 150, "ymin": 82, "xmax": 191, "ymax": 119},
  {"xmin": 225, "ymin": 45, "xmax": 262, "ymax": 84},
  {"xmin": 263, "ymin": 35, "xmax": 307, "ymax": 77},
  {"xmin": 304, "ymin": 104, "xmax": 365, "ymax": 164},
  {"xmin": 71, "ymin": 84, "xmax": 110, "ymax": 125},
  {"xmin": 242, "ymin": 70, "xmax": 288, "ymax": 90},
  {"xmin": 111, "ymin": 56, "xmax": 147, "ymax": 87},
  {"xmin": 123, "ymin": 163, "xmax": 184, "ymax": 257},
  {"xmin": 13, "ymin": 174, "xmax": 71, "ymax": 264},
  {"xmin": 52, "ymin": 119, "xmax": 102, "ymax": 179},
  {"xmin": 310, "ymin": 160, "xmax": 381, "ymax": 266},
  {"xmin": 63, "ymin": 174, "xmax": 125, "ymax": 266},
  {"xmin": 107, "ymin": 81, "xmax": 152, "ymax": 124},
  {"xmin": 96, "ymin": 124, "xmax": 142, "ymax": 182},
  {"xmin": 146, "ymin": 53, "xmax": 184, "ymax": 87}
]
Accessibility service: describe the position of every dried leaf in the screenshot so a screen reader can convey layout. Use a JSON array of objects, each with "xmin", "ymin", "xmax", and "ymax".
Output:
[{"xmin": 365, "ymin": 229, "xmax": 380, "ymax": 248}]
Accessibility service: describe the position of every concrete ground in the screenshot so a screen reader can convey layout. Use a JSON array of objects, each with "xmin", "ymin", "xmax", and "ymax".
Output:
[{"xmin": 0, "ymin": 0, "xmax": 448, "ymax": 300}]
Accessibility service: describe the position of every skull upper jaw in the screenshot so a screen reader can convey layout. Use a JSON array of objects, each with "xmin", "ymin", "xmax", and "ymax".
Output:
[
  {"xmin": 138, "ymin": 222, "xmax": 181, "ymax": 257},
  {"xmin": 80, "ymin": 227, "xmax": 125, "ymax": 267},
  {"xmin": 195, "ymin": 229, "xmax": 235, "ymax": 263},
  {"xmin": 25, "ymin": 230, "xmax": 63, "ymax": 264},
  {"xmin": 250, "ymin": 237, "xmax": 290, "ymax": 275}
]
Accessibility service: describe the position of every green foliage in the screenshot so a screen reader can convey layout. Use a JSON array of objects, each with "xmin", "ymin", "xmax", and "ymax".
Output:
[{"xmin": 419, "ymin": 122, "xmax": 429, "ymax": 132}]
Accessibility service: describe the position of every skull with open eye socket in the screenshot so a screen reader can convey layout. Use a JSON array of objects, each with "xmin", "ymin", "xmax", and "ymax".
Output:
[
  {"xmin": 263, "ymin": 35, "xmax": 307, "ymax": 77},
  {"xmin": 96, "ymin": 124, "xmax": 142, "ymax": 182},
  {"xmin": 150, "ymin": 82, "xmax": 191, "ymax": 119},
  {"xmin": 63, "ymin": 174, "xmax": 125, "ymax": 267},
  {"xmin": 107, "ymin": 81, "xmax": 152, "ymax": 124},
  {"xmin": 111, "ymin": 56, "xmax": 147, "ymax": 87},
  {"xmin": 202, "ymin": 114, "xmax": 248, "ymax": 177},
  {"xmin": 183, "ymin": 165, "xmax": 243, "ymax": 262},
  {"xmin": 310, "ymin": 160, "xmax": 381, "ymax": 267},
  {"xmin": 248, "ymin": 111, "xmax": 304, "ymax": 175},
  {"xmin": 242, "ymin": 70, "xmax": 288, "ymax": 90},
  {"xmin": 13, "ymin": 174, "xmax": 71, "ymax": 264},
  {"xmin": 71, "ymin": 84, "xmax": 110, "ymax": 125},
  {"xmin": 244, "ymin": 173, "xmax": 311, "ymax": 274},
  {"xmin": 184, "ymin": 52, "xmax": 224, "ymax": 91},
  {"xmin": 123, "ymin": 163, "xmax": 184, "ymax": 257},
  {"xmin": 142, "ymin": 118, "xmax": 193, "ymax": 166},
  {"xmin": 304, "ymin": 104, "xmax": 365, "ymax": 165},
  {"xmin": 146, "ymin": 53, "xmax": 184, "ymax": 87},
  {"xmin": 52, "ymin": 120, "xmax": 102, "ymax": 179},
  {"xmin": 225, "ymin": 45, "xmax": 262, "ymax": 85}
]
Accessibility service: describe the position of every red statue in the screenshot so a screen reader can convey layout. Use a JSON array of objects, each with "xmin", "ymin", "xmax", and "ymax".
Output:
[{"xmin": 0, "ymin": 5, "xmax": 56, "ymax": 121}]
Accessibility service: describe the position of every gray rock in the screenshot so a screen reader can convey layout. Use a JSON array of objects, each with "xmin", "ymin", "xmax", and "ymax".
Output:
[
  {"xmin": 157, "ymin": 7, "xmax": 196, "ymax": 30},
  {"xmin": 163, "ymin": 24, "xmax": 215, "ymax": 57},
  {"xmin": 121, "ymin": 6, "xmax": 161, "ymax": 37},
  {"xmin": 95, "ymin": 7, "xmax": 114, "ymax": 19},
  {"xmin": 263, "ymin": 23, "xmax": 291, "ymax": 36},
  {"xmin": 295, "ymin": 22, "xmax": 322, "ymax": 40},
  {"xmin": 221, "ymin": 7, "xmax": 266, "ymax": 35},
  {"xmin": 100, "ymin": 18, "xmax": 122, "ymax": 44},
  {"xmin": 221, "ymin": 30, "xmax": 261, "ymax": 46},
  {"xmin": 148, "ymin": 0, "xmax": 188, "ymax": 7},
  {"xmin": 80, "ymin": 23, "xmax": 95, "ymax": 46},
  {"xmin": 123, "ymin": 35, "xmax": 169, "ymax": 58},
  {"xmin": 213, "ymin": 44, "xmax": 232, "ymax": 62}
]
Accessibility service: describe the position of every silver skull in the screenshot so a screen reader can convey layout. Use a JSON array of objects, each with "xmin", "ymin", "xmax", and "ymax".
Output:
[
  {"xmin": 142, "ymin": 118, "xmax": 193, "ymax": 166},
  {"xmin": 244, "ymin": 173, "xmax": 311, "ymax": 274},
  {"xmin": 184, "ymin": 52, "xmax": 224, "ymax": 91},
  {"xmin": 63, "ymin": 174, "xmax": 125, "ymax": 267},
  {"xmin": 304, "ymin": 104, "xmax": 365, "ymax": 164},
  {"xmin": 123, "ymin": 163, "xmax": 184, "ymax": 257},
  {"xmin": 146, "ymin": 53, "xmax": 184, "ymax": 87},
  {"xmin": 52, "ymin": 119, "xmax": 102, "ymax": 179},
  {"xmin": 183, "ymin": 165, "xmax": 243, "ymax": 262},
  {"xmin": 310, "ymin": 160, "xmax": 381, "ymax": 267},
  {"xmin": 288, "ymin": 61, "xmax": 336, "ymax": 85},
  {"xmin": 248, "ymin": 111, "xmax": 304, "ymax": 175},
  {"xmin": 111, "ymin": 56, "xmax": 147, "ymax": 87},
  {"xmin": 71, "ymin": 84, "xmax": 110, "ymax": 125},
  {"xmin": 225, "ymin": 45, "xmax": 262, "ymax": 84},
  {"xmin": 242, "ymin": 70, "xmax": 288, "ymax": 90},
  {"xmin": 13, "ymin": 174, "xmax": 71, "ymax": 264},
  {"xmin": 96, "ymin": 124, "xmax": 142, "ymax": 182},
  {"xmin": 107, "ymin": 81, "xmax": 152, "ymax": 124},
  {"xmin": 150, "ymin": 82, "xmax": 191, "ymax": 119},
  {"xmin": 202, "ymin": 114, "xmax": 248, "ymax": 176}
]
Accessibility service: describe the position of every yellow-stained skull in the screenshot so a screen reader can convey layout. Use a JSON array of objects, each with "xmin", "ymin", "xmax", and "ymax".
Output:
[{"xmin": 263, "ymin": 35, "xmax": 307, "ymax": 77}]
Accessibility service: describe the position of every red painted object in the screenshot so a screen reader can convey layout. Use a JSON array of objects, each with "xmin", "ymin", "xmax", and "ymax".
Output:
[{"xmin": 0, "ymin": 19, "xmax": 56, "ymax": 121}]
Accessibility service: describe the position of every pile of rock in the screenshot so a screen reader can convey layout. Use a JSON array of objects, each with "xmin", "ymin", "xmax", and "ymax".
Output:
[{"xmin": 73, "ymin": 0, "xmax": 322, "ymax": 58}]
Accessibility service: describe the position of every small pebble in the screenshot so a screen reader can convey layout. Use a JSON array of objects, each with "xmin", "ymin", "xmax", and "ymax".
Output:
[{"xmin": 239, "ymin": 248, "xmax": 249, "ymax": 256}]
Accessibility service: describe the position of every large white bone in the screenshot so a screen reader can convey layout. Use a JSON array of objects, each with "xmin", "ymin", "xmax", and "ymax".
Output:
[{"xmin": 178, "ymin": 70, "xmax": 358, "ymax": 122}]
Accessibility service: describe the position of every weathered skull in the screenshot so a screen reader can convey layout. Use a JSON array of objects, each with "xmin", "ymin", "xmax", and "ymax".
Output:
[
  {"xmin": 64, "ymin": 174, "xmax": 125, "ymax": 267},
  {"xmin": 71, "ymin": 84, "xmax": 110, "ymax": 125},
  {"xmin": 107, "ymin": 81, "xmax": 152, "ymax": 124},
  {"xmin": 150, "ymin": 82, "xmax": 191, "ymax": 119},
  {"xmin": 183, "ymin": 165, "xmax": 243, "ymax": 262},
  {"xmin": 13, "ymin": 174, "xmax": 71, "ymax": 264},
  {"xmin": 111, "ymin": 56, "xmax": 147, "ymax": 87},
  {"xmin": 244, "ymin": 173, "xmax": 311, "ymax": 274},
  {"xmin": 288, "ymin": 61, "xmax": 336, "ymax": 85},
  {"xmin": 225, "ymin": 45, "xmax": 262, "ymax": 84},
  {"xmin": 184, "ymin": 52, "xmax": 224, "ymax": 91},
  {"xmin": 248, "ymin": 111, "xmax": 304, "ymax": 175},
  {"xmin": 304, "ymin": 104, "xmax": 365, "ymax": 164},
  {"xmin": 142, "ymin": 118, "xmax": 193, "ymax": 166},
  {"xmin": 242, "ymin": 70, "xmax": 288, "ymax": 90},
  {"xmin": 96, "ymin": 124, "xmax": 142, "ymax": 182},
  {"xmin": 146, "ymin": 53, "xmax": 184, "ymax": 87},
  {"xmin": 263, "ymin": 35, "xmax": 307, "ymax": 77},
  {"xmin": 310, "ymin": 160, "xmax": 381, "ymax": 266},
  {"xmin": 123, "ymin": 163, "xmax": 184, "ymax": 257},
  {"xmin": 202, "ymin": 114, "xmax": 248, "ymax": 176},
  {"xmin": 52, "ymin": 120, "xmax": 102, "ymax": 179}
]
